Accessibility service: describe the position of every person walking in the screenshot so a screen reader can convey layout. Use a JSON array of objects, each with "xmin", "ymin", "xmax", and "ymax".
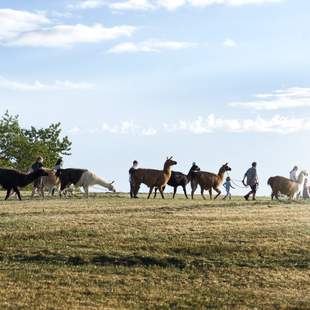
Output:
[
  {"xmin": 30, "ymin": 156, "xmax": 44, "ymax": 198},
  {"xmin": 129, "ymin": 160, "xmax": 138, "ymax": 198},
  {"xmin": 303, "ymin": 178, "xmax": 310, "ymax": 199},
  {"xmin": 242, "ymin": 162, "xmax": 259, "ymax": 201},
  {"xmin": 289, "ymin": 166, "xmax": 298, "ymax": 182},
  {"xmin": 54, "ymin": 158, "xmax": 63, "ymax": 173},
  {"xmin": 223, "ymin": 176, "xmax": 235, "ymax": 200}
]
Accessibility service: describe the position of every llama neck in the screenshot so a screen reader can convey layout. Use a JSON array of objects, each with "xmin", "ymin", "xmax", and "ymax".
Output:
[
  {"xmin": 297, "ymin": 173, "xmax": 305, "ymax": 185},
  {"xmin": 95, "ymin": 177, "xmax": 110, "ymax": 189},
  {"xmin": 19, "ymin": 172, "xmax": 41, "ymax": 187},
  {"xmin": 163, "ymin": 164, "xmax": 172, "ymax": 179},
  {"xmin": 217, "ymin": 168, "xmax": 226, "ymax": 182}
]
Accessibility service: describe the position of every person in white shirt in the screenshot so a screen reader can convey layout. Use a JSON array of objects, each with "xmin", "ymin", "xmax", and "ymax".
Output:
[{"xmin": 289, "ymin": 166, "xmax": 298, "ymax": 182}]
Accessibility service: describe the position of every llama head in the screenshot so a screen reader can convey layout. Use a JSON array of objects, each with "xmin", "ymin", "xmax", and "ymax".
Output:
[
  {"xmin": 191, "ymin": 162, "xmax": 200, "ymax": 172},
  {"xmin": 222, "ymin": 163, "xmax": 232, "ymax": 172},
  {"xmin": 165, "ymin": 156, "xmax": 177, "ymax": 168},
  {"xmin": 108, "ymin": 181, "xmax": 116, "ymax": 192}
]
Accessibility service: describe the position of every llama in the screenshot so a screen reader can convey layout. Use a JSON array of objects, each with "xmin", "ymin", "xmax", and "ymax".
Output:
[
  {"xmin": 268, "ymin": 170, "xmax": 308, "ymax": 200},
  {"xmin": 39, "ymin": 169, "xmax": 60, "ymax": 198},
  {"xmin": 0, "ymin": 168, "xmax": 48, "ymax": 200},
  {"xmin": 56, "ymin": 169, "xmax": 116, "ymax": 197},
  {"xmin": 153, "ymin": 162, "xmax": 200, "ymax": 199},
  {"xmin": 130, "ymin": 157, "xmax": 177, "ymax": 199},
  {"xmin": 191, "ymin": 163, "xmax": 232, "ymax": 200}
]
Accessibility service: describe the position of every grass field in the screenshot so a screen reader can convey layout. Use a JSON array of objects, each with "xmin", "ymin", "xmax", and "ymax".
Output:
[{"xmin": 0, "ymin": 193, "xmax": 309, "ymax": 309}]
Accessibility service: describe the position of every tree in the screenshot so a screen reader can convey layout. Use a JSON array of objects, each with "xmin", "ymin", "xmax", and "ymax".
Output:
[{"xmin": 0, "ymin": 111, "xmax": 72, "ymax": 171}]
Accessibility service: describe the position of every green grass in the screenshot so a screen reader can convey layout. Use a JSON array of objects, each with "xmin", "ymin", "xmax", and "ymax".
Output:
[{"xmin": 0, "ymin": 193, "xmax": 309, "ymax": 309}]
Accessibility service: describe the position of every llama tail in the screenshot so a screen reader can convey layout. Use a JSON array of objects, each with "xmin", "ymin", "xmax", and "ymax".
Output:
[{"xmin": 267, "ymin": 177, "xmax": 273, "ymax": 186}]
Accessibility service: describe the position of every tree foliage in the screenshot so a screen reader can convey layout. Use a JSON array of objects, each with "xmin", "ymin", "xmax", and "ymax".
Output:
[{"xmin": 0, "ymin": 111, "xmax": 72, "ymax": 171}]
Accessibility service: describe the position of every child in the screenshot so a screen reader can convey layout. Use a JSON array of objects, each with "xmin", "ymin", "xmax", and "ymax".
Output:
[
  {"xmin": 31, "ymin": 156, "xmax": 44, "ymax": 198},
  {"xmin": 223, "ymin": 176, "xmax": 235, "ymax": 200},
  {"xmin": 129, "ymin": 160, "xmax": 138, "ymax": 198},
  {"xmin": 54, "ymin": 158, "xmax": 63, "ymax": 173}
]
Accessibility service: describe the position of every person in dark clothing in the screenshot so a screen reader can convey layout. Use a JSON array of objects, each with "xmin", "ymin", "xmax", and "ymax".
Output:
[
  {"xmin": 242, "ymin": 162, "xmax": 259, "ymax": 201},
  {"xmin": 31, "ymin": 156, "xmax": 44, "ymax": 198},
  {"xmin": 129, "ymin": 160, "xmax": 138, "ymax": 198}
]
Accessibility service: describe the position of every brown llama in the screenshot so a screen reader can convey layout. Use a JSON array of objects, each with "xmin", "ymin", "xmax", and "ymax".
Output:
[
  {"xmin": 268, "ymin": 170, "xmax": 308, "ymax": 200},
  {"xmin": 39, "ymin": 169, "xmax": 60, "ymax": 198},
  {"xmin": 130, "ymin": 157, "xmax": 177, "ymax": 199},
  {"xmin": 191, "ymin": 163, "xmax": 231, "ymax": 200}
]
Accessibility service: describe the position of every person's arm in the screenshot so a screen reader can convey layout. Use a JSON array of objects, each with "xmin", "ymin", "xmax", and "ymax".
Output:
[{"xmin": 242, "ymin": 171, "xmax": 247, "ymax": 186}]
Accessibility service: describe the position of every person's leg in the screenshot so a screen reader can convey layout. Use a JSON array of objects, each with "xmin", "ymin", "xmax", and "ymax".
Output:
[{"xmin": 251, "ymin": 185, "xmax": 257, "ymax": 200}]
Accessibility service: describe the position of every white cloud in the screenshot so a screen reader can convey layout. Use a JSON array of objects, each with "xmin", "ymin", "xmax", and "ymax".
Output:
[
  {"xmin": 7, "ymin": 24, "xmax": 136, "ymax": 47},
  {"xmin": 110, "ymin": 0, "xmax": 156, "ymax": 10},
  {"xmin": 0, "ymin": 9, "xmax": 136, "ymax": 47},
  {"xmin": 108, "ymin": 40, "xmax": 197, "ymax": 53},
  {"xmin": 164, "ymin": 114, "xmax": 310, "ymax": 134},
  {"xmin": 188, "ymin": 0, "xmax": 281, "ymax": 7},
  {"xmin": 102, "ymin": 121, "xmax": 139, "ymax": 134},
  {"xmin": 68, "ymin": 0, "xmax": 106, "ymax": 9},
  {"xmin": 0, "ymin": 9, "xmax": 50, "ymax": 42},
  {"xmin": 229, "ymin": 87, "xmax": 310, "ymax": 110},
  {"xmin": 0, "ymin": 77, "xmax": 95, "ymax": 91},
  {"xmin": 142, "ymin": 128, "xmax": 157, "ymax": 136},
  {"xmin": 68, "ymin": 127, "xmax": 81, "ymax": 134},
  {"xmin": 223, "ymin": 38, "xmax": 237, "ymax": 48},
  {"xmin": 70, "ymin": 0, "xmax": 282, "ymax": 11}
]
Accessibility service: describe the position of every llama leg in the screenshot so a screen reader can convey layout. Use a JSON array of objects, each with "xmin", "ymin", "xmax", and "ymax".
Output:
[
  {"xmin": 13, "ymin": 187, "xmax": 22, "ymax": 201},
  {"xmin": 214, "ymin": 187, "xmax": 221, "ymax": 200},
  {"xmin": 147, "ymin": 187, "xmax": 154, "ymax": 199},
  {"xmin": 173, "ymin": 187, "xmax": 177, "ymax": 199},
  {"xmin": 182, "ymin": 185, "xmax": 188, "ymax": 199},
  {"xmin": 133, "ymin": 183, "xmax": 140, "ymax": 198},
  {"xmin": 40, "ymin": 187, "xmax": 45, "ymax": 199},
  {"xmin": 159, "ymin": 188, "xmax": 165, "ymax": 199},
  {"xmin": 208, "ymin": 189, "xmax": 213, "ymax": 200},
  {"xmin": 200, "ymin": 186, "xmax": 206, "ymax": 200},
  {"xmin": 191, "ymin": 181, "xmax": 197, "ymax": 199},
  {"xmin": 5, "ymin": 188, "xmax": 12, "ymax": 200},
  {"xmin": 31, "ymin": 186, "xmax": 36, "ymax": 198},
  {"xmin": 154, "ymin": 188, "xmax": 158, "ymax": 199},
  {"xmin": 83, "ymin": 186, "xmax": 89, "ymax": 198}
]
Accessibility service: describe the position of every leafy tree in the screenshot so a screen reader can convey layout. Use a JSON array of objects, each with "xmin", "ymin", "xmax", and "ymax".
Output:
[{"xmin": 0, "ymin": 111, "xmax": 72, "ymax": 171}]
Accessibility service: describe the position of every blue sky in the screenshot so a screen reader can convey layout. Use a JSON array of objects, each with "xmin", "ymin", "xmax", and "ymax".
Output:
[{"xmin": 1, "ymin": 0, "xmax": 310, "ymax": 196}]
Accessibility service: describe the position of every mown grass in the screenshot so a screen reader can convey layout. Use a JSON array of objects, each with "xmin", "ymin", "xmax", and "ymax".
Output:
[{"xmin": 0, "ymin": 193, "xmax": 309, "ymax": 309}]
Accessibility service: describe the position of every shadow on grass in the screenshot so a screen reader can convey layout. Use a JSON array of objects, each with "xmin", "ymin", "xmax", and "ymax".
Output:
[
  {"xmin": 0, "ymin": 252, "xmax": 186, "ymax": 269},
  {"xmin": 1, "ymin": 251, "xmax": 309, "ymax": 270}
]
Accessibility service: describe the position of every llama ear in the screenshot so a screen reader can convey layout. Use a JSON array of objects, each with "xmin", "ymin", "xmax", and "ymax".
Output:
[
  {"xmin": 111, "ymin": 181, "xmax": 115, "ymax": 185},
  {"xmin": 169, "ymin": 156, "xmax": 173, "ymax": 160}
]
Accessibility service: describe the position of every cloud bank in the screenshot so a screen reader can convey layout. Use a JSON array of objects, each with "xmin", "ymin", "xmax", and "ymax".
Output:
[
  {"xmin": 229, "ymin": 87, "xmax": 310, "ymax": 110},
  {"xmin": 108, "ymin": 40, "xmax": 197, "ymax": 53},
  {"xmin": 68, "ymin": 114, "xmax": 310, "ymax": 136},
  {"xmin": 0, "ymin": 77, "xmax": 95, "ymax": 91},
  {"xmin": 70, "ymin": 0, "xmax": 282, "ymax": 11}
]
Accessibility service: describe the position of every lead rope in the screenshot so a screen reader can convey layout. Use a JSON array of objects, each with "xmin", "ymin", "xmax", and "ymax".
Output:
[{"xmin": 226, "ymin": 172, "xmax": 248, "ymax": 189}]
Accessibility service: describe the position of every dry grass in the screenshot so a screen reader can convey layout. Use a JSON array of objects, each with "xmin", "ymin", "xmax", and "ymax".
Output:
[{"xmin": 0, "ymin": 193, "xmax": 309, "ymax": 309}]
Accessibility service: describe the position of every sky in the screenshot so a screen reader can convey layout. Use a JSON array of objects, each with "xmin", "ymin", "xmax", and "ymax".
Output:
[{"xmin": 1, "ymin": 0, "xmax": 310, "ymax": 196}]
